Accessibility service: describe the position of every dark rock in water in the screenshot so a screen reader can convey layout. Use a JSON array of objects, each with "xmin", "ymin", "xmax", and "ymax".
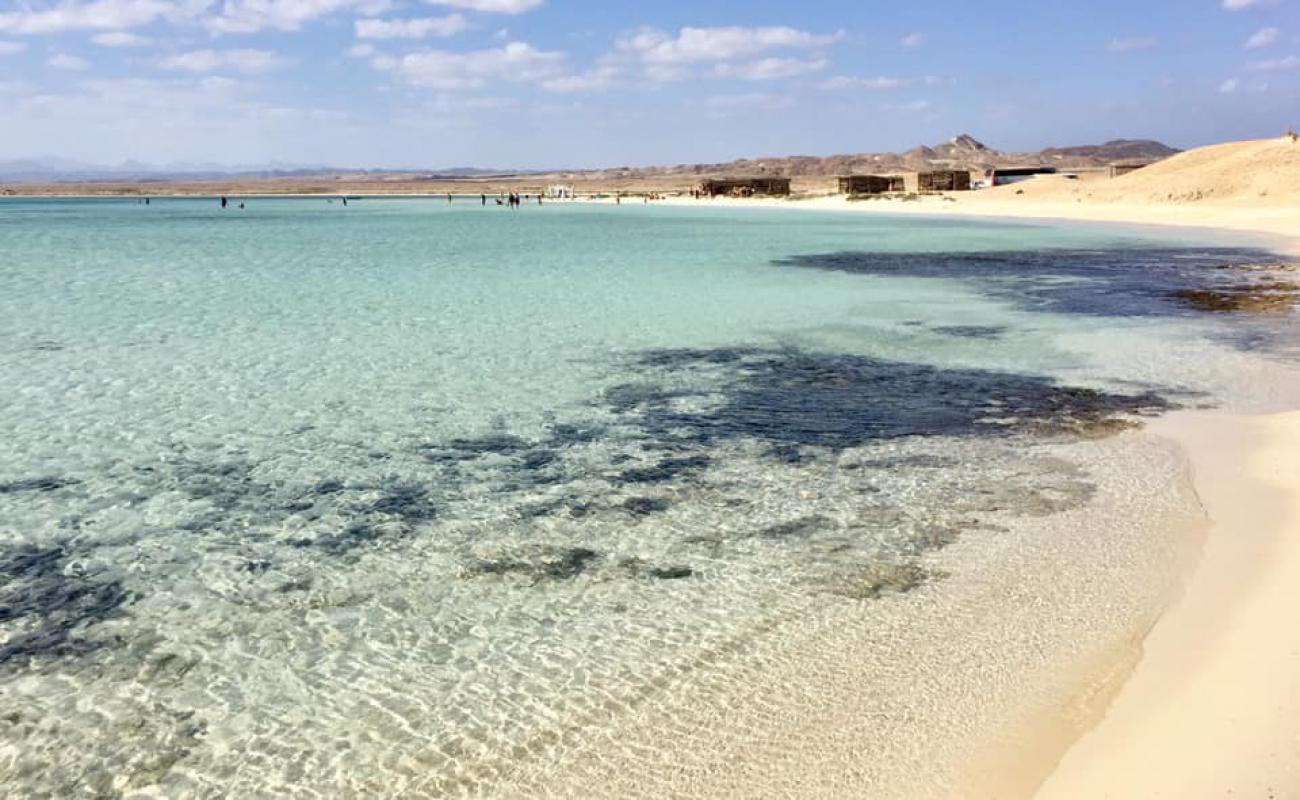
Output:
[
  {"xmin": 647, "ymin": 565, "xmax": 693, "ymax": 580},
  {"xmin": 764, "ymin": 444, "xmax": 814, "ymax": 464},
  {"xmin": 520, "ymin": 449, "xmax": 560, "ymax": 470},
  {"xmin": 617, "ymin": 557, "xmax": 693, "ymax": 580},
  {"xmin": 826, "ymin": 561, "xmax": 943, "ymax": 600},
  {"xmin": 546, "ymin": 423, "xmax": 603, "ymax": 447},
  {"xmin": 369, "ymin": 483, "xmax": 437, "ymax": 523},
  {"xmin": 758, "ymin": 515, "xmax": 833, "ymax": 540},
  {"xmin": 446, "ymin": 434, "xmax": 530, "ymax": 456},
  {"xmin": 312, "ymin": 480, "xmax": 346, "ymax": 495},
  {"xmin": 776, "ymin": 246, "xmax": 1284, "ymax": 318},
  {"xmin": 175, "ymin": 460, "xmax": 271, "ymax": 511},
  {"xmin": 0, "ymin": 476, "xmax": 79, "ymax": 493},
  {"xmin": 1171, "ymin": 284, "xmax": 1298, "ymax": 314},
  {"xmin": 622, "ymin": 497, "xmax": 672, "ymax": 516},
  {"xmin": 0, "ymin": 544, "xmax": 128, "ymax": 665},
  {"xmin": 638, "ymin": 347, "xmax": 756, "ymax": 367},
  {"xmin": 421, "ymin": 434, "xmax": 533, "ymax": 464},
  {"xmin": 931, "ymin": 325, "xmax": 1006, "ymax": 340},
  {"xmin": 242, "ymin": 560, "xmax": 273, "ymax": 574},
  {"xmin": 855, "ymin": 454, "xmax": 960, "ymax": 470},
  {"xmin": 463, "ymin": 546, "xmax": 601, "ymax": 582},
  {"xmin": 618, "ymin": 348, "xmax": 1168, "ymax": 450},
  {"xmin": 604, "ymin": 382, "xmax": 684, "ymax": 412},
  {"xmin": 617, "ymin": 454, "xmax": 710, "ymax": 484}
]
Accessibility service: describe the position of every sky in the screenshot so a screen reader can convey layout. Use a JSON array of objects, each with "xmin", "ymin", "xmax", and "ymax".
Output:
[{"xmin": 1, "ymin": 0, "xmax": 1298, "ymax": 169}]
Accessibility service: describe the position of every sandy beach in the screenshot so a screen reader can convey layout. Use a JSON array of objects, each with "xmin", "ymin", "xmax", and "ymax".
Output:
[{"xmin": 1036, "ymin": 411, "xmax": 1300, "ymax": 798}]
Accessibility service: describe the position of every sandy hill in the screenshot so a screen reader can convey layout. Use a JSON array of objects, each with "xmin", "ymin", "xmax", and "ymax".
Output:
[{"xmin": 979, "ymin": 137, "xmax": 1300, "ymax": 207}]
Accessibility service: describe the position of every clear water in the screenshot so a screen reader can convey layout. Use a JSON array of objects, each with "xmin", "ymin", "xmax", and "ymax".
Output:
[{"xmin": 0, "ymin": 198, "xmax": 1295, "ymax": 797}]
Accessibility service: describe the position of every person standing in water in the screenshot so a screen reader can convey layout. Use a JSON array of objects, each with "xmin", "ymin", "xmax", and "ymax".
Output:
[
  {"xmin": 220, "ymin": 196, "xmax": 228, "ymax": 209},
  {"xmin": 481, "ymin": 194, "xmax": 486, "ymax": 206}
]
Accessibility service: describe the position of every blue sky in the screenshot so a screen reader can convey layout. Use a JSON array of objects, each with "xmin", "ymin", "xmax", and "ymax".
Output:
[{"xmin": 1, "ymin": 0, "xmax": 1297, "ymax": 168}]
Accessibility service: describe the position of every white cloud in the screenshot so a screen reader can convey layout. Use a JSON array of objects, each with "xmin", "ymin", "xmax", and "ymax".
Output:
[
  {"xmin": 348, "ymin": 42, "xmax": 375, "ymax": 57},
  {"xmin": 206, "ymin": 0, "xmax": 392, "ymax": 34},
  {"xmin": 0, "ymin": 0, "xmax": 176, "ymax": 34},
  {"xmin": 899, "ymin": 32, "xmax": 923, "ymax": 48},
  {"xmin": 425, "ymin": 0, "xmax": 542, "ymax": 13},
  {"xmin": 373, "ymin": 41, "xmax": 566, "ymax": 89},
  {"xmin": 819, "ymin": 75, "xmax": 906, "ymax": 90},
  {"xmin": 1219, "ymin": 77, "xmax": 1270, "ymax": 92},
  {"xmin": 1247, "ymin": 54, "xmax": 1300, "ymax": 70},
  {"xmin": 1245, "ymin": 27, "xmax": 1281, "ymax": 48},
  {"xmin": 0, "ymin": 40, "xmax": 28, "ymax": 55},
  {"xmin": 698, "ymin": 92, "xmax": 793, "ymax": 110},
  {"xmin": 158, "ymin": 48, "xmax": 291, "ymax": 73},
  {"xmin": 541, "ymin": 64, "xmax": 619, "ymax": 92},
  {"xmin": 1222, "ymin": 0, "xmax": 1278, "ymax": 9},
  {"xmin": 47, "ymin": 53, "xmax": 91, "ymax": 69},
  {"xmin": 712, "ymin": 57, "xmax": 826, "ymax": 81},
  {"xmin": 615, "ymin": 26, "xmax": 843, "ymax": 67},
  {"xmin": 1108, "ymin": 36, "xmax": 1157, "ymax": 52},
  {"xmin": 883, "ymin": 99, "xmax": 930, "ymax": 112},
  {"xmin": 92, "ymin": 31, "xmax": 152, "ymax": 46},
  {"xmin": 356, "ymin": 14, "xmax": 469, "ymax": 39}
]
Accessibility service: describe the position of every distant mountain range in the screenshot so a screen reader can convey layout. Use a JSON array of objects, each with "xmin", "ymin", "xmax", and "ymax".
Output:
[
  {"xmin": 0, "ymin": 136, "xmax": 1180, "ymax": 183},
  {"xmin": 0, "ymin": 159, "xmax": 526, "ymax": 183},
  {"xmin": 567, "ymin": 136, "xmax": 1182, "ymax": 181}
]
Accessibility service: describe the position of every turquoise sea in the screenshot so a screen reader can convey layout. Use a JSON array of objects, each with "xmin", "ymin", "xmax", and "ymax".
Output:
[{"xmin": 1, "ymin": 197, "xmax": 1296, "ymax": 797}]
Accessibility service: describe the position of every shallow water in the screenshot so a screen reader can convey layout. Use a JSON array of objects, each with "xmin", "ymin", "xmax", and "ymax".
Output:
[{"xmin": 0, "ymin": 198, "xmax": 1296, "ymax": 797}]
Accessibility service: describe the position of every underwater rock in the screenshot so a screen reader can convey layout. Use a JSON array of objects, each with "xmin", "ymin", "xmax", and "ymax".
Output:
[
  {"xmin": 757, "ymin": 515, "xmax": 833, "ymax": 540},
  {"xmin": 0, "ymin": 476, "xmax": 79, "ymax": 493},
  {"xmin": 825, "ymin": 561, "xmax": 943, "ymax": 600},
  {"xmin": 622, "ymin": 497, "xmax": 672, "ymax": 516},
  {"xmin": 616, "ymin": 454, "xmax": 710, "ymax": 484},
  {"xmin": 931, "ymin": 325, "xmax": 1007, "ymax": 340},
  {"xmin": 617, "ymin": 557, "xmax": 694, "ymax": 580},
  {"xmin": 368, "ymin": 483, "xmax": 437, "ymax": 523},
  {"xmin": 462, "ymin": 546, "xmax": 601, "ymax": 582},
  {"xmin": 1171, "ymin": 283, "xmax": 1298, "ymax": 314},
  {"xmin": 0, "ymin": 544, "xmax": 128, "ymax": 665},
  {"xmin": 618, "ymin": 348, "xmax": 1169, "ymax": 450},
  {"xmin": 776, "ymin": 246, "xmax": 1284, "ymax": 318}
]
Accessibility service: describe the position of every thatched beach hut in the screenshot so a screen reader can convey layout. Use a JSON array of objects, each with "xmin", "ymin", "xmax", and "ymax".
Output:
[
  {"xmin": 917, "ymin": 171, "xmax": 973, "ymax": 192},
  {"xmin": 837, "ymin": 175, "xmax": 906, "ymax": 196},
  {"xmin": 699, "ymin": 178, "xmax": 792, "ymax": 197}
]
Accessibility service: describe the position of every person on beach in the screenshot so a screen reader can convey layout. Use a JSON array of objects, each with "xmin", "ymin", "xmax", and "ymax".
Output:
[{"xmin": 447, "ymin": 193, "xmax": 453, "ymax": 204}]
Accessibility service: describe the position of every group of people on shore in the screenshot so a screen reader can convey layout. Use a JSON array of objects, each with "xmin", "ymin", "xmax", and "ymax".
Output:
[{"xmin": 489, "ymin": 192, "xmax": 542, "ymax": 208}]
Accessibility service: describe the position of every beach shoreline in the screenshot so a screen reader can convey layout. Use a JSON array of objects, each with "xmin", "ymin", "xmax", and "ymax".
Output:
[
  {"xmin": 1034, "ymin": 410, "xmax": 1300, "ymax": 798},
  {"xmin": 600, "ymin": 192, "xmax": 1300, "ymax": 795}
]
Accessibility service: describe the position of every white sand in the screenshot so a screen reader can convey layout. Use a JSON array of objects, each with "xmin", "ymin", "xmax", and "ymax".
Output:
[{"xmin": 1036, "ymin": 411, "xmax": 1300, "ymax": 798}]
